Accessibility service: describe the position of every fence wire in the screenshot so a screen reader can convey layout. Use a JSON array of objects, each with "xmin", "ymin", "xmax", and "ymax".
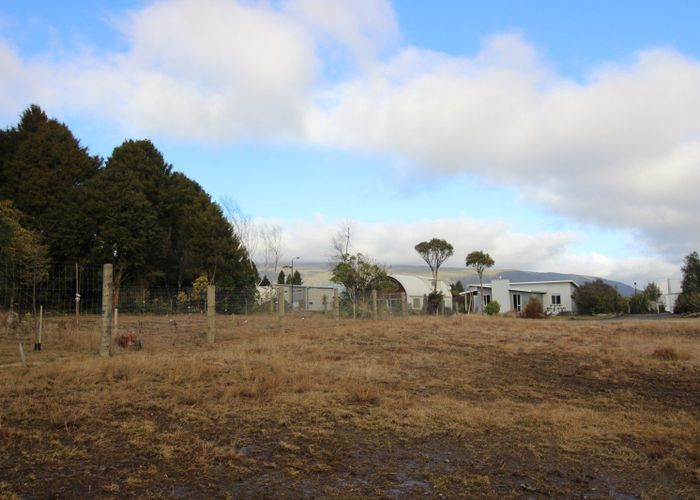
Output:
[{"xmin": 1, "ymin": 264, "xmax": 457, "ymax": 321}]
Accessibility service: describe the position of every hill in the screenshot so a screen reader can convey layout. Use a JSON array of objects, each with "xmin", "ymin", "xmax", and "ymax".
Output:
[{"xmin": 282, "ymin": 262, "xmax": 636, "ymax": 296}]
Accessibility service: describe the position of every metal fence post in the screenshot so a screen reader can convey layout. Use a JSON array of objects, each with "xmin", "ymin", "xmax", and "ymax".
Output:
[
  {"xmin": 34, "ymin": 305, "xmax": 43, "ymax": 351},
  {"xmin": 401, "ymin": 292, "xmax": 407, "ymax": 317}
]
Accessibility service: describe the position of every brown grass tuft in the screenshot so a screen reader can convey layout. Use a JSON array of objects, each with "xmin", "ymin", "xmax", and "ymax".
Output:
[{"xmin": 651, "ymin": 346, "xmax": 682, "ymax": 360}]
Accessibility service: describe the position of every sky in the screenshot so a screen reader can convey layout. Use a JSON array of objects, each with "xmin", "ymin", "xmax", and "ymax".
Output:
[{"xmin": 1, "ymin": 0, "xmax": 699, "ymax": 285}]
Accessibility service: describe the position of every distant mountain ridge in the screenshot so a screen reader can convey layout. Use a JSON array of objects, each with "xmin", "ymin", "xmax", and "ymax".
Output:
[{"xmin": 275, "ymin": 262, "xmax": 637, "ymax": 297}]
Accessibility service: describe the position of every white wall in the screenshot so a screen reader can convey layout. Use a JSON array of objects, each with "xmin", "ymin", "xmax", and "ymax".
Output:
[
  {"xmin": 518, "ymin": 282, "xmax": 577, "ymax": 314},
  {"xmin": 491, "ymin": 279, "xmax": 511, "ymax": 312}
]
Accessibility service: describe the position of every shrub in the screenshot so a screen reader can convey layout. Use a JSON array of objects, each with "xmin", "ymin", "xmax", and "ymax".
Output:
[
  {"xmin": 629, "ymin": 293, "xmax": 650, "ymax": 314},
  {"xmin": 572, "ymin": 279, "xmax": 627, "ymax": 314},
  {"xmin": 522, "ymin": 297, "xmax": 544, "ymax": 318},
  {"xmin": 426, "ymin": 291, "xmax": 443, "ymax": 314},
  {"xmin": 485, "ymin": 300, "xmax": 500, "ymax": 316},
  {"xmin": 651, "ymin": 347, "xmax": 680, "ymax": 361},
  {"xmin": 674, "ymin": 291, "xmax": 700, "ymax": 314}
]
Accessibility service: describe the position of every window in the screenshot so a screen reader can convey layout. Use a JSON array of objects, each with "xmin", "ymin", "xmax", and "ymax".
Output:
[
  {"xmin": 551, "ymin": 294, "xmax": 561, "ymax": 306},
  {"xmin": 482, "ymin": 294, "xmax": 491, "ymax": 306},
  {"xmin": 512, "ymin": 293, "xmax": 522, "ymax": 312}
]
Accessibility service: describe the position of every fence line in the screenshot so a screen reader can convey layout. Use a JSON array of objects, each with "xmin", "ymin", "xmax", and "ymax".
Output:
[{"xmin": 1, "ymin": 264, "xmax": 457, "ymax": 321}]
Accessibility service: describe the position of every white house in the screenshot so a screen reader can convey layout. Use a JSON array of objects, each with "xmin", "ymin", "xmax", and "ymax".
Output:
[
  {"xmin": 379, "ymin": 274, "xmax": 453, "ymax": 313},
  {"xmin": 655, "ymin": 278, "xmax": 681, "ymax": 313},
  {"xmin": 461, "ymin": 279, "xmax": 579, "ymax": 315}
]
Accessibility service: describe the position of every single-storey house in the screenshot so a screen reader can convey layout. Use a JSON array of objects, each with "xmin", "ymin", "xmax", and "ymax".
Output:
[
  {"xmin": 655, "ymin": 278, "xmax": 681, "ymax": 313},
  {"xmin": 460, "ymin": 279, "xmax": 579, "ymax": 315},
  {"xmin": 379, "ymin": 274, "xmax": 453, "ymax": 313}
]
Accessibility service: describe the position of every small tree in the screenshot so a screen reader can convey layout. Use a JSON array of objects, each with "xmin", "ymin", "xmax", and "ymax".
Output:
[
  {"xmin": 330, "ymin": 252, "xmax": 387, "ymax": 319},
  {"xmin": 643, "ymin": 282, "xmax": 662, "ymax": 302},
  {"xmin": 629, "ymin": 293, "xmax": 650, "ymax": 314},
  {"xmin": 291, "ymin": 270, "xmax": 303, "ymax": 285},
  {"xmin": 450, "ymin": 280, "xmax": 465, "ymax": 313},
  {"xmin": 681, "ymin": 251, "xmax": 700, "ymax": 295},
  {"xmin": 676, "ymin": 251, "xmax": 700, "ymax": 313},
  {"xmin": 485, "ymin": 300, "xmax": 500, "ymax": 316},
  {"xmin": 277, "ymin": 270, "xmax": 285, "ymax": 285},
  {"xmin": 414, "ymin": 238, "xmax": 454, "ymax": 293},
  {"xmin": 572, "ymin": 279, "xmax": 627, "ymax": 315},
  {"xmin": 465, "ymin": 251, "xmax": 495, "ymax": 314},
  {"xmin": 260, "ymin": 275, "xmax": 271, "ymax": 287}
]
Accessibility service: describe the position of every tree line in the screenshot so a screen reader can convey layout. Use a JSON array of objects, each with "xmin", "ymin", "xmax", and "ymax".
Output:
[{"xmin": 0, "ymin": 105, "xmax": 256, "ymax": 310}]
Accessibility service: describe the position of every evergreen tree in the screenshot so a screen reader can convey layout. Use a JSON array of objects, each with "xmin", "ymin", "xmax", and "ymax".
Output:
[
  {"xmin": 0, "ymin": 105, "xmax": 101, "ymax": 265},
  {"xmin": 675, "ymin": 251, "xmax": 700, "ymax": 313},
  {"xmin": 86, "ymin": 140, "xmax": 171, "ymax": 294},
  {"xmin": 277, "ymin": 270, "xmax": 286, "ymax": 284},
  {"xmin": 681, "ymin": 251, "xmax": 700, "ymax": 295},
  {"xmin": 260, "ymin": 275, "xmax": 271, "ymax": 286}
]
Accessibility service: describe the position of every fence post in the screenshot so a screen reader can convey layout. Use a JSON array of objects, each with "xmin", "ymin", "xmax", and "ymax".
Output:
[
  {"xmin": 269, "ymin": 292, "xmax": 274, "ymax": 313},
  {"xmin": 371, "ymin": 289, "xmax": 378, "ymax": 320},
  {"xmin": 33, "ymin": 305, "xmax": 43, "ymax": 351},
  {"xmin": 100, "ymin": 264, "xmax": 113, "ymax": 358},
  {"xmin": 401, "ymin": 292, "xmax": 407, "ymax": 317},
  {"xmin": 75, "ymin": 263, "xmax": 80, "ymax": 327},
  {"xmin": 278, "ymin": 287, "xmax": 285, "ymax": 332},
  {"xmin": 114, "ymin": 308, "xmax": 119, "ymax": 338},
  {"xmin": 333, "ymin": 288, "xmax": 339, "ymax": 324},
  {"xmin": 207, "ymin": 285, "xmax": 216, "ymax": 344}
]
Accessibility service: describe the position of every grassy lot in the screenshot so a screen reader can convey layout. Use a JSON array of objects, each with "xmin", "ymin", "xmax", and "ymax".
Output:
[{"xmin": 1, "ymin": 313, "xmax": 699, "ymax": 498}]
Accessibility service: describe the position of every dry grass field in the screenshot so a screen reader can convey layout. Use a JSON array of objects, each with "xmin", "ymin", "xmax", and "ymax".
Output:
[{"xmin": 1, "ymin": 313, "xmax": 699, "ymax": 498}]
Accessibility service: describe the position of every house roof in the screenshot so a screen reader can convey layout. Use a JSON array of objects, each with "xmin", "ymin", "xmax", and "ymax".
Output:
[
  {"xmin": 388, "ymin": 274, "xmax": 451, "ymax": 297},
  {"xmin": 459, "ymin": 286, "xmax": 545, "ymax": 295},
  {"xmin": 510, "ymin": 280, "xmax": 579, "ymax": 287}
]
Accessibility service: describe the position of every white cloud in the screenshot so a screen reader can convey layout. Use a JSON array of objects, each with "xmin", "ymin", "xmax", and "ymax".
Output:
[
  {"xmin": 283, "ymin": 0, "xmax": 399, "ymax": 69},
  {"xmin": 251, "ymin": 215, "xmax": 676, "ymax": 284},
  {"xmin": 1, "ymin": 0, "xmax": 320, "ymax": 140},
  {"xmin": 1, "ymin": 2, "xmax": 699, "ymax": 267},
  {"xmin": 306, "ymin": 34, "xmax": 700, "ymax": 257}
]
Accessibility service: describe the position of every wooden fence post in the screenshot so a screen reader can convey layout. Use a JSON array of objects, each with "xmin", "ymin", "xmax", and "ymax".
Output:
[
  {"xmin": 100, "ymin": 264, "xmax": 113, "ymax": 358},
  {"xmin": 333, "ymin": 288, "xmax": 339, "ymax": 325},
  {"xmin": 277, "ymin": 287, "xmax": 285, "ymax": 332},
  {"xmin": 113, "ymin": 308, "xmax": 119, "ymax": 338},
  {"xmin": 207, "ymin": 285, "xmax": 216, "ymax": 344},
  {"xmin": 371, "ymin": 289, "xmax": 378, "ymax": 320},
  {"xmin": 34, "ymin": 305, "xmax": 43, "ymax": 351},
  {"xmin": 401, "ymin": 292, "xmax": 407, "ymax": 318},
  {"xmin": 18, "ymin": 343, "xmax": 26, "ymax": 367}
]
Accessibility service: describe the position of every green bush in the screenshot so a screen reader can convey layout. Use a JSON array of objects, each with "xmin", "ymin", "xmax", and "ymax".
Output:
[
  {"xmin": 485, "ymin": 300, "xmax": 500, "ymax": 316},
  {"xmin": 629, "ymin": 293, "xmax": 650, "ymax": 314},
  {"xmin": 573, "ymin": 279, "xmax": 627, "ymax": 314},
  {"xmin": 674, "ymin": 291, "xmax": 700, "ymax": 314}
]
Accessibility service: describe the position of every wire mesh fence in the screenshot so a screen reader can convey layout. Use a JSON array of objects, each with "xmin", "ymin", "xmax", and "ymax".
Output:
[{"xmin": 0, "ymin": 264, "xmax": 457, "ymax": 324}]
